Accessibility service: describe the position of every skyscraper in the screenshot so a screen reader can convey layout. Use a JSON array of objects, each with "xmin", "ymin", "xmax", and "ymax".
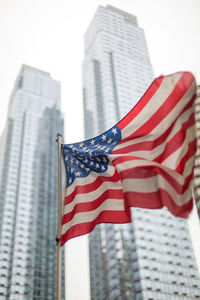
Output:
[
  {"xmin": 0, "ymin": 65, "xmax": 65, "ymax": 299},
  {"xmin": 83, "ymin": 5, "xmax": 154, "ymax": 138},
  {"xmin": 82, "ymin": 5, "xmax": 200, "ymax": 299},
  {"xmin": 194, "ymin": 85, "xmax": 200, "ymax": 218}
]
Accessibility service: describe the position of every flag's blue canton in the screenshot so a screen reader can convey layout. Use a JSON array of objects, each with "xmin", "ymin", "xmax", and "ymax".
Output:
[{"xmin": 62, "ymin": 125, "xmax": 121, "ymax": 187}]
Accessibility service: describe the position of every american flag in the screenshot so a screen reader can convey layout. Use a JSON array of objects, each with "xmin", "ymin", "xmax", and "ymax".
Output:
[{"xmin": 61, "ymin": 71, "xmax": 197, "ymax": 245}]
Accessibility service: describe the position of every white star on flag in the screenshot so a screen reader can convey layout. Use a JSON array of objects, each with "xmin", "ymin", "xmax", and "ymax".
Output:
[
  {"xmin": 90, "ymin": 139, "xmax": 95, "ymax": 145},
  {"xmin": 112, "ymin": 128, "xmax": 117, "ymax": 135}
]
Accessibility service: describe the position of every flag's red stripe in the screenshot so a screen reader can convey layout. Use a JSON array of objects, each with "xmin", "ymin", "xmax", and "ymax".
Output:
[
  {"xmin": 65, "ymin": 169, "xmax": 120, "ymax": 205},
  {"xmin": 117, "ymin": 76, "xmax": 164, "ymax": 130},
  {"xmin": 120, "ymin": 72, "xmax": 194, "ymax": 143},
  {"xmin": 118, "ymin": 165, "xmax": 193, "ymax": 195},
  {"xmin": 154, "ymin": 113, "xmax": 195, "ymax": 163},
  {"xmin": 62, "ymin": 189, "xmax": 124, "ymax": 224},
  {"xmin": 113, "ymin": 97, "xmax": 195, "ymax": 155},
  {"xmin": 176, "ymin": 138, "xmax": 197, "ymax": 173},
  {"xmin": 125, "ymin": 190, "xmax": 193, "ymax": 218},
  {"xmin": 61, "ymin": 209, "xmax": 132, "ymax": 246}
]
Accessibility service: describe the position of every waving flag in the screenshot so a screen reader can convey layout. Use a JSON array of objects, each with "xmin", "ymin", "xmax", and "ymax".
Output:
[{"xmin": 61, "ymin": 71, "xmax": 197, "ymax": 245}]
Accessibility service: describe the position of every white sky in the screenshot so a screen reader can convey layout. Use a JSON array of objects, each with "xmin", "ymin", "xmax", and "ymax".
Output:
[{"xmin": 0, "ymin": 0, "xmax": 200, "ymax": 299}]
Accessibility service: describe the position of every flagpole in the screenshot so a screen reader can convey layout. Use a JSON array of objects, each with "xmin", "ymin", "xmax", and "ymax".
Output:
[{"xmin": 56, "ymin": 133, "xmax": 62, "ymax": 300}]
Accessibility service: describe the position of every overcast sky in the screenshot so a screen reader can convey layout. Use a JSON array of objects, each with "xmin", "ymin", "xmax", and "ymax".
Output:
[{"xmin": 1, "ymin": 0, "xmax": 200, "ymax": 299}]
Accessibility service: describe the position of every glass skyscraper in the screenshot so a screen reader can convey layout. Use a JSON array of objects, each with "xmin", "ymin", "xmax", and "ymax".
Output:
[
  {"xmin": 82, "ymin": 5, "xmax": 200, "ymax": 299},
  {"xmin": 0, "ymin": 65, "xmax": 65, "ymax": 299},
  {"xmin": 194, "ymin": 85, "xmax": 200, "ymax": 219}
]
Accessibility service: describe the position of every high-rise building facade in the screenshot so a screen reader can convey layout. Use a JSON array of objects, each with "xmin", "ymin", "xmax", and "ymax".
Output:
[
  {"xmin": 0, "ymin": 65, "xmax": 65, "ymax": 299},
  {"xmin": 194, "ymin": 85, "xmax": 200, "ymax": 218},
  {"xmin": 82, "ymin": 5, "xmax": 200, "ymax": 300}
]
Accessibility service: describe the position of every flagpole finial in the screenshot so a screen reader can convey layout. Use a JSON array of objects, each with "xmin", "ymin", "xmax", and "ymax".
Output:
[{"xmin": 56, "ymin": 133, "xmax": 62, "ymax": 142}]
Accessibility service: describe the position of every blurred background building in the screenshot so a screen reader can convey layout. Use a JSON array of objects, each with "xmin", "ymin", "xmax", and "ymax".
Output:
[
  {"xmin": 82, "ymin": 5, "xmax": 200, "ymax": 300},
  {"xmin": 194, "ymin": 85, "xmax": 200, "ymax": 218},
  {"xmin": 0, "ymin": 65, "xmax": 65, "ymax": 299}
]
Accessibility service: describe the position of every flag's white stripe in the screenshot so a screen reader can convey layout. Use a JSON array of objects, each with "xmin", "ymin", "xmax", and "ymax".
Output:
[
  {"xmin": 64, "ymin": 180, "xmax": 122, "ymax": 215},
  {"xmin": 122, "ymin": 176, "xmax": 192, "ymax": 206},
  {"xmin": 118, "ymin": 109, "xmax": 195, "ymax": 161},
  {"xmin": 110, "ymin": 157, "xmax": 185, "ymax": 184},
  {"xmin": 62, "ymin": 198, "xmax": 125, "ymax": 234},
  {"xmin": 65, "ymin": 164, "xmax": 115, "ymax": 196},
  {"xmin": 182, "ymin": 156, "xmax": 196, "ymax": 177},
  {"xmin": 162, "ymin": 130, "xmax": 196, "ymax": 169},
  {"xmin": 116, "ymin": 80, "xmax": 195, "ymax": 150},
  {"xmin": 119, "ymin": 72, "xmax": 183, "ymax": 139}
]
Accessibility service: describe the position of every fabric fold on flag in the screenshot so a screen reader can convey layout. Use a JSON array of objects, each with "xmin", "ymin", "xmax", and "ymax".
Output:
[{"xmin": 61, "ymin": 71, "xmax": 197, "ymax": 246}]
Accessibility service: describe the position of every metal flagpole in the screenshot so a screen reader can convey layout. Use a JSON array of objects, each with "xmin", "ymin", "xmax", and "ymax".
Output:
[{"xmin": 56, "ymin": 133, "xmax": 63, "ymax": 300}]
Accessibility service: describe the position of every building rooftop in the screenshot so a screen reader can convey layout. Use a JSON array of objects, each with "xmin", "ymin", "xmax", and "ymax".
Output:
[
  {"xmin": 107, "ymin": 5, "xmax": 137, "ymax": 25},
  {"xmin": 21, "ymin": 64, "xmax": 50, "ymax": 76}
]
